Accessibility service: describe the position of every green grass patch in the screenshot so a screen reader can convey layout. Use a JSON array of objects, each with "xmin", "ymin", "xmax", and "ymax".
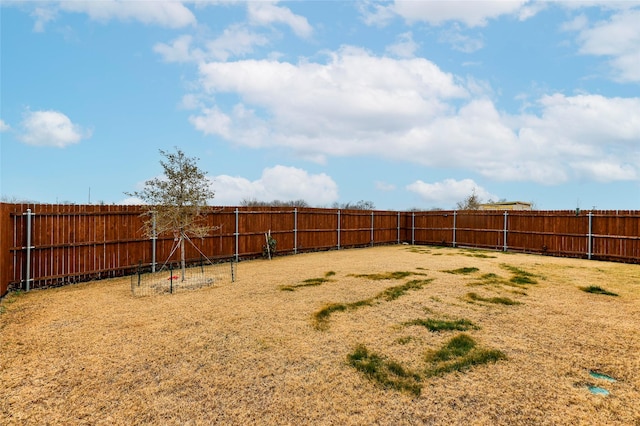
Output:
[
  {"xmin": 580, "ymin": 285, "xmax": 619, "ymax": 297},
  {"xmin": 403, "ymin": 318, "xmax": 479, "ymax": 332},
  {"xmin": 500, "ymin": 264, "xmax": 539, "ymax": 285},
  {"xmin": 466, "ymin": 292, "xmax": 521, "ymax": 305},
  {"xmin": 469, "ymin": 253, "xmax": 497, "ymax": 258},
  {"xmin": 424, "ymin": 334, "xmax": 506, "ymax": 377},
  {"xmin": 443, "ymin": 267, "xmax": 479, "ymax": 275},
  {"xmin": 350, "ymin": 271, "xmax": 413, "ymax": 280},
  {"xmin": 348, "ymin": 344, "xmax": 422, "ymax": 396},
  {"xmin": 313, "ymin": 279, "xmax": 433, "ymax": 330},
  {"xmin": 376, "ymin": 279, "xmax": 434, "ymax": 301},
  {"xmin": 279, "ymin": 272, "xmax": 335, "ymax": 291}
]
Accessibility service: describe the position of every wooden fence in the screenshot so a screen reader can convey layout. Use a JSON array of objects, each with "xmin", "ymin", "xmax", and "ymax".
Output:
[{"xmin": 1, "ymin": 203, "xmax": 639, "ymax": 297}]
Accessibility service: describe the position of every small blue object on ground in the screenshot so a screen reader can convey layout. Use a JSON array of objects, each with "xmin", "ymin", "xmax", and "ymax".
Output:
[
  {"xmin": 588, "ymin": 386, "xmax": 610, "ymax": 396},
  {"xmin": 589, "ymin": 371, "xmax": 616, "ymax": 382}
]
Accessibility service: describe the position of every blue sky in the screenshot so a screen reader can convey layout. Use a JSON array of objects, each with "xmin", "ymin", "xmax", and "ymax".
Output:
[{"xmin": 1, "ymin": 0, "xmax": 639, "ymax": 210}]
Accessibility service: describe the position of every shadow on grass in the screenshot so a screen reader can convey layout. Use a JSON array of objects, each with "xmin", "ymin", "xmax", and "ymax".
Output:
[{"xmin": 580, "ymin": 285, "xmax": 618, "ymax": 297}]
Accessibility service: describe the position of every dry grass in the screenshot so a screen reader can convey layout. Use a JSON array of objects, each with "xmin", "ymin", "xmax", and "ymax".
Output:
[{"xmin": 1, "ymin": 245, "xmax": 640, "ymax": 425}]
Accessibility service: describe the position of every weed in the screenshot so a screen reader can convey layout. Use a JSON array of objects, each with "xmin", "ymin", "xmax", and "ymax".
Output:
[
  {"xmin": 580, "ymin": 286, "xmax": 618, "ymax": 297},
  {"xmin": 395, "ymin": 336, "xmax": 415, "ymax": 345},
  {"xmin": 404, "ymin": 318, "xmax": 479, "ymax": 332},
  {"xmin": 444, "ymin": 267, "xmax": 479, "ymax": 275},
  {"xmin": 325, "ymin": 271, "xmax": 336, "ymax": 277},
  {"xmin": 348, "ymin": 344, "xmax": 422, "ymax": 396},
  {"xmin": 466, "ymin": 292, "xmax": 521, "ymax": 305},
  {"xmin": 424, "ymin": 334, "xmax": 506, "ymax": 377},
  {"xmin": 0, "ymin": 290, "xmax": 24, "ymax": 315}
]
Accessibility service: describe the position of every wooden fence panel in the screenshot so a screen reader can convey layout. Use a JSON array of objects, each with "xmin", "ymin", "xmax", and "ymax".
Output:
[
  {"xmin": 374, "ymin": 211, "xmax": 400, "ymax": 245},
  {"xmin": 455, "ymin": 211, "xmax": 504, "ymax": 249},
  {"xmin": 297, "ymin": 209, "xmax": 338, "ymax": 251},
  {"xmin": 591, "ymin": 210, "xmax": 640, "ymax": 262},
  {"xmin": 340, "ymin": 210, "xmax": 373, "ymax": 247},
  {"xmin": 412, "ymin": 211, "xmax": 454, "ymax": 245}
]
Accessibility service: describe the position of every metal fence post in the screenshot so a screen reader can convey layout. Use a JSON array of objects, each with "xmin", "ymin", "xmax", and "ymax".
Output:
[
  {"xmin": 370, "ymin": 211, "xmax": 374, "ymax": 246},
  {"xmin": 24, "ymin": 208, "xmax": 33, "ymax": 291},
  {"xmin": 170, "ymin": 263, "xmax": 174, "ymax": 294},
  {"xmin": 411, "ymin": 212, "xmax": 415, "ymax": 245},
  {"xmin": 151, "ymin": 211, "xmax": 157, "ymax": 273},
  {"xmin": 587, "ymin": 212, "xmax": 593, "ymax": 260},
  {"xmin": 503, "ymin": 211, "xmax": 508, "ymax": 252},
  {"xmin": 294, "ymin": 208, "xmax": 298, "ymax": 255},
  {"xmin": 337, "ymin": 210, "xmax": 341, "ymax": 250},
  {"xmin": 397, "ymin": 211, "xmax": 400, "ymax": 244},
  {"xmin": 453, "ymin": 211, "xmax": 457, "ymax": 248},
  {"xmin": 234, "ymin": 208, "xmax": 239, "ymax": 262}
]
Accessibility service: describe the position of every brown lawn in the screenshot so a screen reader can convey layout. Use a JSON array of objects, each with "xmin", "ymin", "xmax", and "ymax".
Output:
[{"xmin": 1, "ymin": 245, "xmax": 639, "ymax": 425}]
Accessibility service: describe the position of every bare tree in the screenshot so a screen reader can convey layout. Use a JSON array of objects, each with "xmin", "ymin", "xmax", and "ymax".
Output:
[
  {"xmin": 126, "ymin": 148, "xmax": 215, "ymax": 280},
  {"xmin": 456, "ymin": 190, "xmax": 482, "ymax": 210},
  {"xmin": 332, "ymin": 200, "xmax": 376, "ymax": 210},
  {"xmin": 240, "ymin": 198, "xmax": 310, "ymax": 207}
]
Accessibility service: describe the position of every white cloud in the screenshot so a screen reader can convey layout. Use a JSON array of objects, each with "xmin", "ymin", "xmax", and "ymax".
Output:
[
  {"xmin": 194, "ymin": 47, "xmax": 468, "ymax": 153},
  {"xmin": 120, "ymin": 196, "xmax": 145, "ymax": 205},
  {"xmin": 188, "ymin": 48, "xmax": 640, "ymax": 185},
  {"xmin": 406, "ymin": 179, "xmax": 498, "ymax": 209},
  {"xmin": 0, "ymin": 119, "xmax": 10, "ymax": 132},
  {"xmin": 371, "ymin": 0, "xmax": 533, "ymax": 27},
  {"xmin": 385, "ymin": 32, "xmax": 419, "ymax": 58},
  {"xmin": 60, "ymin": 0, "xmax": 196, "ymax": 28},
  {"xmin": 154, "ymin": 35, "xmax": 202, "ymax": 63},
  {"xmin": 23, "ymin": 0, "xmax": 196, "ymax": 31},
  {"xmin": 210, "ymin": 165, "xmax": 338, "ymax": 206},
  {"xmin": 31, "ymin": 7, "xmax": 57, "ymax": 32},
  {"xmin": 19, "ymin": 110, "xmax": 91, "ymax": 148},
  {"xmin": 438, "ymin": 24, "xmax": 484, "ymax": 53},
  {"xmin": 375, "ymin": 181, "xmax": 396, "ymax": 192},
  {"xmin": 247, "ymin": 2, "xmax": 313, "ymax": 38},
  {"xmin": 205, "ymin": 24, "xmax": 270, "ymax": 61},
  {"xmin": 566, "ymin": 8, "xmax": 640, "ymax": 82},
  {"xmin": 154, "ymin": 25, "xmax": 270, "ymax": 63},
  {"xmin": 189, "ymin": 106, "xmax": 233, "ymax": 139}
]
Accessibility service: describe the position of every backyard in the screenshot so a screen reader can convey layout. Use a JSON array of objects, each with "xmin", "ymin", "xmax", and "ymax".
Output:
[{"xmin": 1, "ymin": 245, "xmax": 639, "ymax": 425}]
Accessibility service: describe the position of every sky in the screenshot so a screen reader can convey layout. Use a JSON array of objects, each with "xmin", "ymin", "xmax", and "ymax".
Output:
[{"xmin": 1, "ymin": 0, "xmax": 639, "ymax": 211}]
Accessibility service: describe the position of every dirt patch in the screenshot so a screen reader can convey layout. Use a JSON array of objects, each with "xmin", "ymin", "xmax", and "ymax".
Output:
[{"xmin": 1, "ymin": 245, "xmax": 639, "ymax": 425}]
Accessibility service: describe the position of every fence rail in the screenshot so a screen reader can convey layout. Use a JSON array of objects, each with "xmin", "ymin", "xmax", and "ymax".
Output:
[{"xmin": 1, "ymin": 203, "xmax": 638, "ymax": 297}]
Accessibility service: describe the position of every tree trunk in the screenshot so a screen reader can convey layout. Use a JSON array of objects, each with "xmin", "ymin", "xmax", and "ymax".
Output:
[{"xmin": 180, "ymin": 232, "xmax": 186, "ymax": 282}]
